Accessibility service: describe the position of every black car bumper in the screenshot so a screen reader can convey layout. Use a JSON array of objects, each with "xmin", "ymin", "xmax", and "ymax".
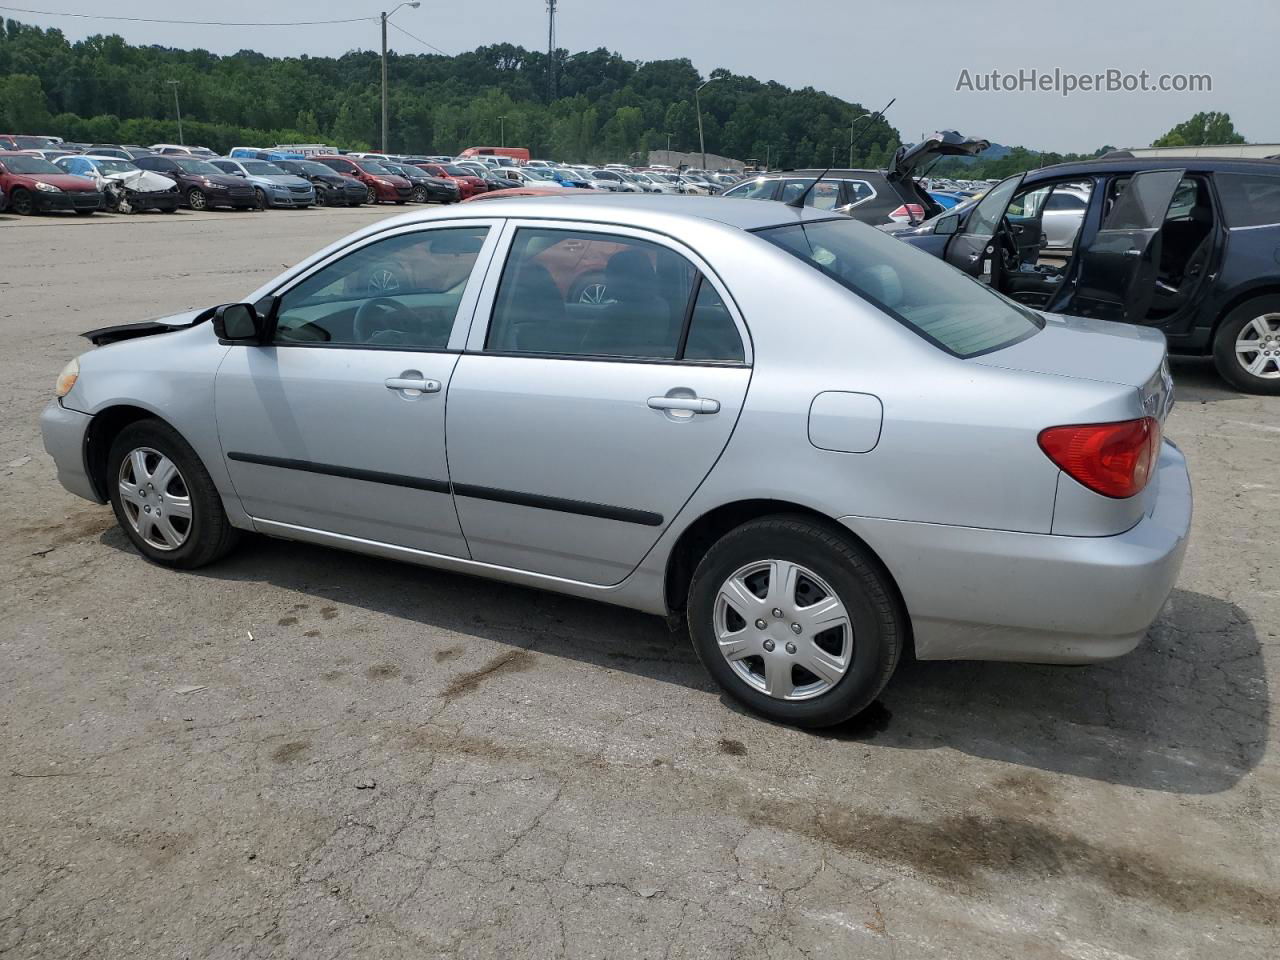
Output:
[
  {"xmin": 423, "ymin": 183, "xmax": 461, "ymax": 202},
  {"xmin": 128, "ymin": 190, "xmax": 180, "ymax": 211},
  {"xmin": 33, "ymin": 190, "xmax": 102, "ymax": 213}
]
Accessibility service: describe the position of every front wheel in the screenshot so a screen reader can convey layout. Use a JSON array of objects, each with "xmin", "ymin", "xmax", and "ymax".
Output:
[
  {"xmin": 107, "ymin": 419, "xmax": 239, "ymax": 569},
  {"xmin": 9, "ymin": 188, "xmax": 34, "ymax": 215},
  {"xmin": 1213, "ymin": 296, "xmax": 1280, "ymax": 394},
  {"xmin": 687, "ymin": 516, "xmax": 902, "ymax": 728},
  {"xmin": 411, "ymin": 186, "xmax": 428, "ymax": 203},
  {"xmin": 186, "ymin": 187, "xmax": 208, "ymax": 211},
  {"xmin": 255, "ymin": 187, "xmax": 269, "ymax": 210},
  {"xmin": 366, "ymin": 185, "xmax": 378, "ymax": 204}
]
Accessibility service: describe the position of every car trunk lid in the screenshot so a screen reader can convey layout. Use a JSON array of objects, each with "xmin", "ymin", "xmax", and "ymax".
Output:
[
  {"xmin": 885, "ymin": 131, "xmax": 989, "ymax": 222},
  {"xmin": 973, "ymin": 312, "xmax": 1174, "ymax": 423}
]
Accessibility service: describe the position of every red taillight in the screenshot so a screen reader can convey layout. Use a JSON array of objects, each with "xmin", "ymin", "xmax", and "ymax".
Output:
[
  {"xmin": 1038, "ymin": 417, "xmax": 1161, "ymax": 499},
  {"xmin": 889, "ymin": 204, "xmax": 925, "ymax": 222}
]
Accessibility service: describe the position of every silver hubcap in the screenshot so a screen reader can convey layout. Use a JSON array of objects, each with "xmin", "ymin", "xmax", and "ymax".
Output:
[
  {"xmin": 367, "ymin": 269, "xmax": 401, "ymax": 295},
  {"xmin": 118, "ymin": 447, "xmax": 192, "ymax": 551},
  {"xmin": 189, "ymin": 190, "xmax": 205, "ymax": 209},
  {"xmin": 578, "ymin": 282, "xmax": 611, "ymax": 304},
  {"xmin": 714, "ymin": 560, "xmax": 852, "ymax": 701},
  {"xmin": 1235, "ymin": 313, "xmax": 1280, "ymax": 379}
]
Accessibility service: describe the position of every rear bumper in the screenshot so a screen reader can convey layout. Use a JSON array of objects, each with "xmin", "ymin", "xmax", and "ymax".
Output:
[
  {"xmin": 839, "ymin": 441, "xmax": 1193, "ymax": 663},
  {"xmin": 40, "ymin": 400, "xmax": 101, "ymax": 504}
]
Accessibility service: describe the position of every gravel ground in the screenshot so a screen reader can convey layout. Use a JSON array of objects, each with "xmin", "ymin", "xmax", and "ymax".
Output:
[{"xmin": 1, "ymin": 205, "xmax": 1277, "ymax": 960}]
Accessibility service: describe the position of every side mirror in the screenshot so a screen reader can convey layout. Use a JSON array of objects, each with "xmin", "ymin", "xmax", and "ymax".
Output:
[
  {"xmin": 212, "ymin": 303, "xmax": 265, "ymax": 343},
  {"xmin": 936, "ymin": 214, "xmax": 959, "ymax": 236}
]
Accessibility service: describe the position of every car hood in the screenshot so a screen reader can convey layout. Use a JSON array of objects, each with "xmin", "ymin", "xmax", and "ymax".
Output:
[
  {"xmin": 99, "ymin": 169, "xmax": 175, "ymax": 192},
  {"xmin": 21, "ymin": 173, "xmax": 99, "ymax": 191},
  {"xmin": 889, "ymin": 131, "xmax": 989, "ymax": 180},
  {"xmin": 974, "ymin": 312, "xmax": 1173, "ymax": 420}
]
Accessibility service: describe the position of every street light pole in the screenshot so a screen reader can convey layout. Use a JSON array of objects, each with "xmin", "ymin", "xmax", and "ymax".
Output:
[
  {"xmin": 498, "ymin": 115, "xmax": 506, "ymax": 147},
  {"xmin": 848, "ymin": 112, "xmax": 866, "ymax": 167},
  {"xmin": 167, "ymin": 80, "xmax": 183, "ymax": 146},
  {"xmin": 380, "ymin": 2, "xmax": 421, "ymax": 154},
  {"xmin": 695, "ymin": 76, "xmax": 720, "ymax": 172}
]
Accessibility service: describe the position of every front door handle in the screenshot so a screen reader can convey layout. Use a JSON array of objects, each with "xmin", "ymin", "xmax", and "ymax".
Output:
[
  {"xmin": 647, "ymin": 395, "xmax": 720, "ymax": 414},
  {"xmin": 385, "ymin": 377, "xmax": 441, "ymax": 393}
]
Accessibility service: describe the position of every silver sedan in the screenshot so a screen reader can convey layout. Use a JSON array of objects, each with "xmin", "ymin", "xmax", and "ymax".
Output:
[{"xmin": 40, "ymin": 195, "xmax": 1191, "ymax": 727}]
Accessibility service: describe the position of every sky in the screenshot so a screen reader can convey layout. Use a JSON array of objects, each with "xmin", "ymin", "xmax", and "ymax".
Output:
[{"xmin": 2, "ymin": 0, "xmax": 1274, "ymax": 153}]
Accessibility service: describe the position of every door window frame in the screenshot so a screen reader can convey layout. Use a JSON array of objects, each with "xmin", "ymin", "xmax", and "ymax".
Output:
[
  {"xmin": 259, "ymin": 217, "xmax": 505, "ymax": 353},
  {"xmin": 462, "ymin": 218, "xmax": 754, "ymax": 366}
]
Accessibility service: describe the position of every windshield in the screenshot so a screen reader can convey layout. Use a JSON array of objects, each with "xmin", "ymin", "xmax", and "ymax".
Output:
[
  {"xmin": 441, "ymin": 165, "xmax": 473, "ymax": 177},
  {"xmin": 523, "ymin": 168, "xmax": 553, "ymax": 180},
  {"xmin": 296, "ymin": 161, "xmax": 334, "ymax": 177},
  {"xmin": 553, "ymin": 169, "xmax": 579, "ymax": 179},
  {"xmin": 360, "ymin": 161, "xmax": 392, "ymax": 175},
  {"xmin": 94, "ymin": 159, "xmax": 139, "ymax": 174},
  {"xmin": 1, "ymin": 155, "xmax": 62, "ymax": 174},
  {"xmin": 758, "ymin": 219, "xmax": 1042, "ymax": 358},
  {"xmin": 173, "ymin": 157, "xmax": 222, "ymax": 175},
  {"xmin": 241, "ymin": 160, "xmax": 286, "ymax": 176},
  {"xmin": 14, "ymin": 136, "xmax": 52, "ymax": 149}
]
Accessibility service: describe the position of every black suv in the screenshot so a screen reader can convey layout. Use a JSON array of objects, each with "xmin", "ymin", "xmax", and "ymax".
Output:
[
  {"xmin": 721, "ymin": 131, "xmax": 989, "ymax": 227},
  {"xmin": 895, "ymin": 157, "xmax": 1280, "ymax": 393},
  {"xmin": 134, "ymin": 154, "xmax": 256, "ymax": 211},
  {"xmin": 272, "ymin": 159, "xmax": 366, "ymax": 206}
]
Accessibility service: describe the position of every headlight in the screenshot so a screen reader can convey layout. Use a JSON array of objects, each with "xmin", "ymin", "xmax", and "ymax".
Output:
[
  {"xmin": 35, "ymin": 181, "xmax": 62, "ymax": 193},
  {"xmin": 374, "ymin": 178, "xmax": 391, "ymax": 186},
  {"xmin": 55, "ymin": 357, "xmax": 80, "ymax": 398}
]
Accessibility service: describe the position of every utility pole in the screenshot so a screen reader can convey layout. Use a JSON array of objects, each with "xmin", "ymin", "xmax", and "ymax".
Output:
[
  {"xmin": 765, "ymin": 144, "xmax": 771, "ymax": 170},
  {"xmin": 498, "ymin": 115, "xmax": 506, "ymax": 147},
  {"xmin": 695, "ymin": 76, "xmax": 721, "ymax": 172},
  {"xmin": 849, "ymin": 112, "xmax": 866, "ymax": 168},
  {"xmin": 380, "ymin": 2, "xmax": 421, "ymax": 154},
  {"xmin": 547, "ymin": 0, "xmax": 557, "ymax": 101},
  {"xmin": 166, "ymin": 80, "xmax": 183, "ymax": 146},
  {"xmin": 664, "ymin": 132, "xmax": 674, "ymax": 161}
]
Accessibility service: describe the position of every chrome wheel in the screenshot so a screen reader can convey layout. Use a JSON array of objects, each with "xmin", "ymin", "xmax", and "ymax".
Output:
[
  {"xmin": 366, "ymin": 267, "xmax": 402, "ymax": 296},
  {"xmin": 117, "ymin": 447, "xmax": 193, "ymax": 551},
  {"xmin": 187, "ymin": 188, "xmax": 207, "ymax": 210},
  {"xmin": 1235, "ymin": 313, "xmax": 1280, "ymax": 380},
  {"xmin": 577, "ymin": 282, "xmax": 611, "ymax": 304},
  {"xmin": 713, "ymin": 559, "xmax": 852, "ymax": 701}
]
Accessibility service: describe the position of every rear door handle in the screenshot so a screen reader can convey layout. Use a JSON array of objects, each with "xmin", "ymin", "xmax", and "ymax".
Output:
[
  {"xmin": 647, "ymin": 396, "xmax": 720, "ymax": 414},
  {"xmin": 385, "ymin": 377, "xmax": 441, "ymax": 393}
]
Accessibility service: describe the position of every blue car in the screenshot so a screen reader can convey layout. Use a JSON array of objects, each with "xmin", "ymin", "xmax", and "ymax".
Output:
[{"xmin": 928, "ymin": 191, "xmax": 965, "ymax": 209}]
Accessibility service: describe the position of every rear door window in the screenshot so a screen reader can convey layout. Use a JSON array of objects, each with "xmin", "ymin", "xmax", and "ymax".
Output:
[
  {"xmin": 759, "ymin": 218, "xmax": 1042, "ymax": 358},
  {"xmin": 1213, "ymin": 173, "xmax": 1280, "ymax": 228}
]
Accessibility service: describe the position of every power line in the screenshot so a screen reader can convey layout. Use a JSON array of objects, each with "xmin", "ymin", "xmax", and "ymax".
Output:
[
  {"xmin": 387, "ymin": 21, "xmax": 449, "ymax": 57},
  {"xmin": 0, "ymin": 4, "xmax": 376, "ymax": 27}
]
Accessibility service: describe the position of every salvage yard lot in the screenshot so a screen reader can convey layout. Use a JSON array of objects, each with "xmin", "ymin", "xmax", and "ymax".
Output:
[{"xmin": 1, "ymin": 206, "xmax": 1277, "ymax": 959}]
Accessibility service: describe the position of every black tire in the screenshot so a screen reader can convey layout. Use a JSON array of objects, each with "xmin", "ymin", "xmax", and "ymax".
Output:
[
  {"xmin": 569, "ymin": 272, "xmax": 610, "ymax": 305},
  {"xmin": 313, "ymin": 188, "xmax": 327, "ymax": 207},
  {"xmin": 687, "ymin": 515, "xmax": 902, "ymax": 728},
  {"xmin": 394, "ymin": 198, "xmax": 407, "ymax": 205},
  {"xmin": 10, "ymin": 188, "xmax": 34, "ymax": 215},
  {"xmin": 74, "ymin": 209, "xmax": 96, "ymax": 217},
  {"xmin": 410, "ymin": 186, "xmax": 427, "ymax": 203},
  {"xmin": 1212, "ymin": 295, "xmax": 1280, "ymax": 395},
  {"xmin": 161, "ymin": 206, "xmax": 177, "ymax": 214},
  {"xmin": 107, "ymin": 419, "xmax": 239, "ymax": 569},
  {"xmin": 186, "ymin": 187, "xmax": 208, "ymax": 211},
  {"xmin": 255, "ymin": 187, "xmax": 269, "ymax": 210},
  {"xmin": 366, "ymin": 185, "xmax": 378, "ymax": 205}
]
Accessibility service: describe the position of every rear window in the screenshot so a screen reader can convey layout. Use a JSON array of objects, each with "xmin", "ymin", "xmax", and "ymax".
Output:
[
  {"xmin": 758, "ymin": 218, "xmax": 1043, "ymax": 358},
  {"xmin": 1214, "ymin": 173, "xmax": 1280, "ymax": 228}
]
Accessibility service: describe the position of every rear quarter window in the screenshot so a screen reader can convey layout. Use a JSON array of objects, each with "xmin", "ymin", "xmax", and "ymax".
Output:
[
  {"xmin": 1214, "ymin": 173, "xmax": 1280, "ymax": 228},
  {"xmin": 758, "ymin": 218, "xmax": 1043, "ymax": 358}
]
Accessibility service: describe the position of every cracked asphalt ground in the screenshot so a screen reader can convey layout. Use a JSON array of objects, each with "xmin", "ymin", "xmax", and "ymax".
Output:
[{"xmin": 1, "ymin": 205, "xmax": 1277, "ymax": 960}]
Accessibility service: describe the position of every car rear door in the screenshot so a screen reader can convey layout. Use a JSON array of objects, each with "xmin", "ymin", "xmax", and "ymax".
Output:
[
  {"xmin": 1060, "ymin": 168, "xmax": 1186, "ymax": 323},
  {"xmin": 214, "ymin": 220, "xmax": 502, "ymax": 555},
  {"xmin": 445, "ymin": 220, "xmax": 753, "ymax": 585}
]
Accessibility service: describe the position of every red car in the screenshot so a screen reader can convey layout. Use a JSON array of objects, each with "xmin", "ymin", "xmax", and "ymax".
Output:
[
  {"xmin": 413, "ymin": 162, "xmax": 489, "ymax": 199},
  {"xmin": 312, "ymin": 155, "xmax": 411, "ymax": 204},
  {"xmin": 0, "ymin": 151, "xmax": 102, "ymax": 215}
]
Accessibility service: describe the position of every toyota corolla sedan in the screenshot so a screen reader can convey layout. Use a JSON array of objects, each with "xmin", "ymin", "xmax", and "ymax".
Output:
[{"xmin": 40, "ymin": 195, "xmax": 1191, "ymax": 728}]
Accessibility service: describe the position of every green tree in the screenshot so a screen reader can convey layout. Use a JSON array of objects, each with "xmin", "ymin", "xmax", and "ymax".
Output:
[
  {"xmin": 1152, "ymin": 111, "xmax": 1246, "ymax": 147},
  {"xmin": 0, "ymin": 73, "xmax": 50, "ymax": 132}
]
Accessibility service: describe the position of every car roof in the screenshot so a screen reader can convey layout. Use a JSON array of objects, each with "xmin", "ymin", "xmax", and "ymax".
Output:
[
  {"xmin": 393, "ymin": 192, "xmax": 839, "ymax": 231},
  {"xmin": 1027, "ymin": 156, "xmax": 1280, "ymax": 179}
]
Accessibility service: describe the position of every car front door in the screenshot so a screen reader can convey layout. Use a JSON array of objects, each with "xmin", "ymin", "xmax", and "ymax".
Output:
[
  {"xmin": 943, "ymin": 173, "xmax": 1024, "ymax": 280},
  {"xmin": 214, "ymin": 220, "xmax": 501, "ymax": 555},
  {"xmin": 445, "ymin": 221, "xmax": 753, "ymax": 585},
  {"xmin": 1060, "ymin": 168, "xmax": 1186, "ymax": 323}
]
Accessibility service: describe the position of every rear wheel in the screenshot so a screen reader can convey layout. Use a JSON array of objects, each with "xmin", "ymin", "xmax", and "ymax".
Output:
[
  {"xmin": 107, "ymin": 419, "xmax": 239, "ymax": 569},
  {"xmin": 10, "ymin": 188, "xmax": 34, "ymax": 215},
  {"xmin": 1213, "ymin": 295, "xmax": 1280, "ymax": 395},
  {"xmin": 687, "ymin": 516, "xmax": 902, "ymax": 728}
]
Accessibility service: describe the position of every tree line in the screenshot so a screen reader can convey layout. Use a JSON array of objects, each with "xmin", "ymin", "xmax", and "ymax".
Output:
[{"xmin": 0, "ymin": 17, "xmax": 902, "ymax": 167}]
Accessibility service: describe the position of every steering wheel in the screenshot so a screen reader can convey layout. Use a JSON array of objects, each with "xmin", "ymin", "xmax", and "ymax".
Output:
[
  {"xmin": 353, "ymin": 296, "xmax": 417, "ymax": 345},
  {"xmin": 997, "ymin": 216, "xmax": 1022, "ymax": 267}
]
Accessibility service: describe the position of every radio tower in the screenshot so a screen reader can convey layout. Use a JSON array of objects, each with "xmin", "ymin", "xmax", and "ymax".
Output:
[{"xmin": 546, "ymin": 0, "xmax": 557, "ymax": 101}]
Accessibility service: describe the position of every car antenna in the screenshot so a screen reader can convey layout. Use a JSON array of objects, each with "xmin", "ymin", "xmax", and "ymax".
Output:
[{"xmin": 788, "ymin": 96, "xmax": 895, "ymax": 209}]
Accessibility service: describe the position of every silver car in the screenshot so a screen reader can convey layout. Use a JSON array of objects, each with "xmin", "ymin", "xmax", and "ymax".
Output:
[
  {"xmin": 209, "ymin": 158, "xmax": 315, "ymax": 208},
  {"xmin": 40, "ymin": 196, "xmax": 1191, "ymax": 727}
]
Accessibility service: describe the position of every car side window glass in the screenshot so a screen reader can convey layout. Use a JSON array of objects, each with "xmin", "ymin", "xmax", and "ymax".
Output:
[
  {"xmin": 1213, "ymin": 173, "xmax": 1280, "ymax": 228},
  {"xmin": 682, "ymin": 279, "xmax": 745, "ymax": 362},
  {"xmin": 272, "ymin": 227, "xmax": 489, "ymax": 349},
  {"xmin": 485, "ymin": 228, "xmax": 700, "ymax": 360}
]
